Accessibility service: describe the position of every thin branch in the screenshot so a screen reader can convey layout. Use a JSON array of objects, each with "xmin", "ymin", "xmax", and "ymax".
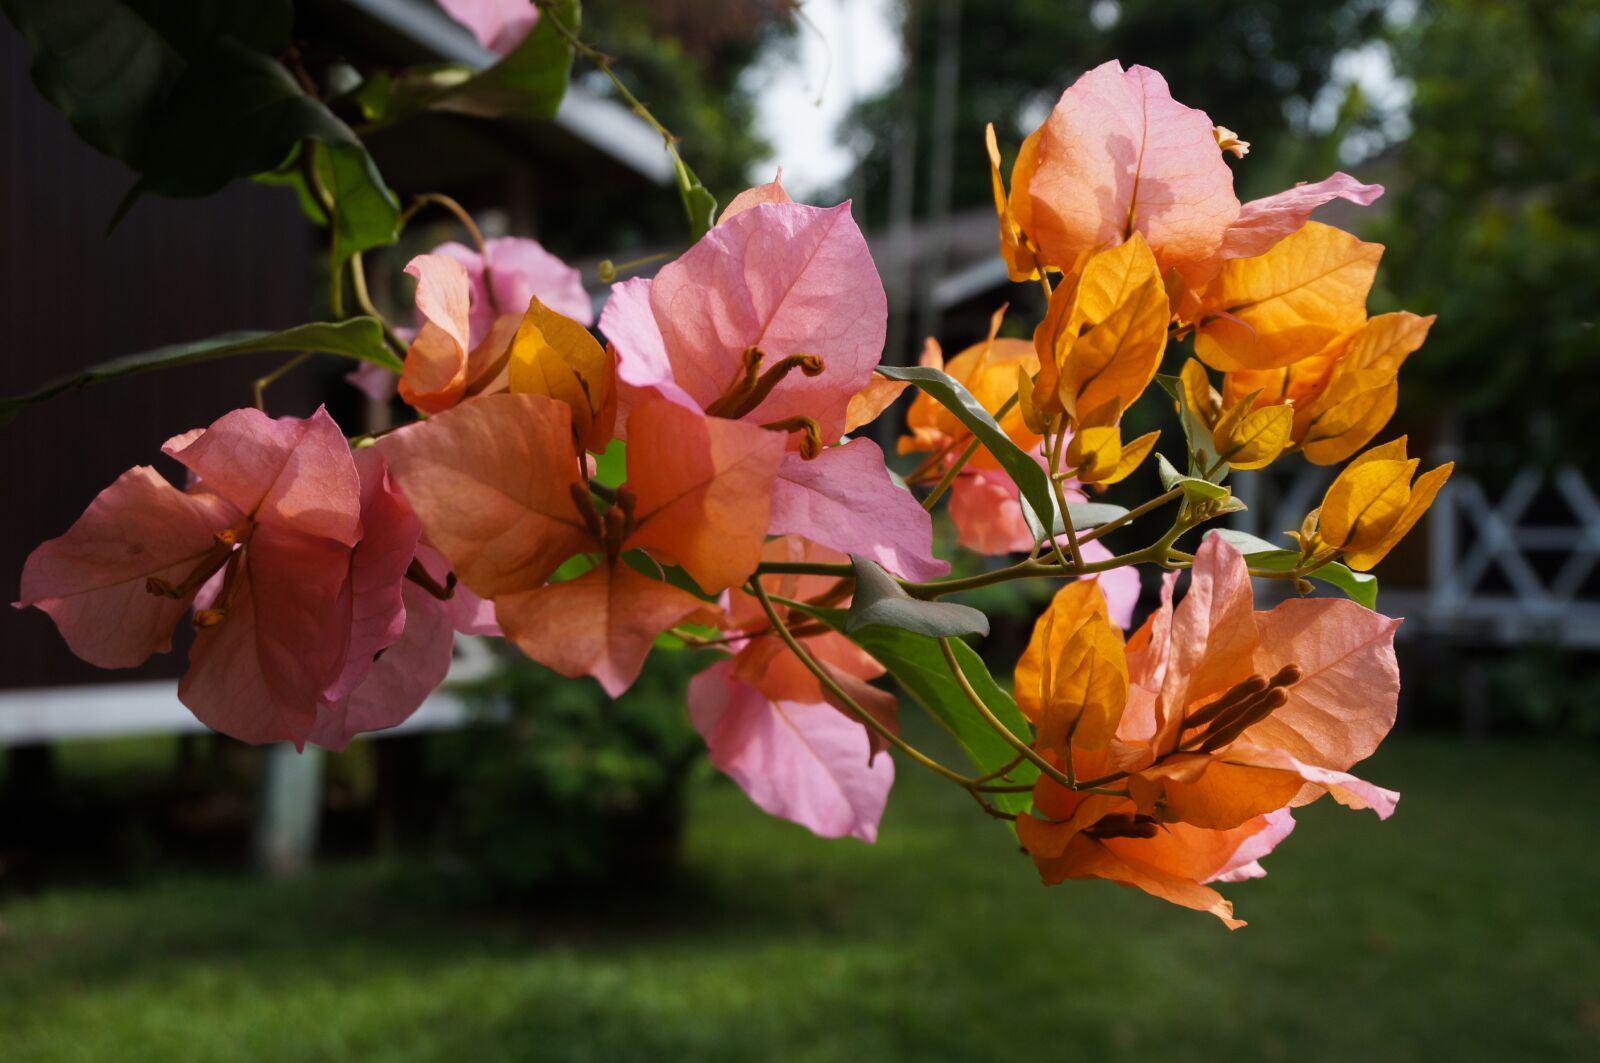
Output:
[
  {"xmin": 1077, "ymin": 486, "xmax": 1184, "ymax": 545},
  {"xmin": 748, "ymin": 579, "xmax": 980, "ymax": 787},
  {"xmin": 937, "ymin": 637, "xmax": 1076, "ymax": 792}
]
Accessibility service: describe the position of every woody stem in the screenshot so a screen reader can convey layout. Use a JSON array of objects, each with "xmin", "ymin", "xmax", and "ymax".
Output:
[
  {"xmin": 920, "ymin": 394, "xmax": 1021, "ymax": 511},
  {"xmin": 402, "ymin": 193, "xmax": 497, "ymax": 313},
  {"xmin": 922, "ymin": 436, "xmax": 980, "ymax": 510},
  {"xmin": 349, "ymin": 252, "xmax": 408, "ymax": 358},
  {"xmin": 253, "ymin": 353, "xmax": 311, "ymax": 413}
]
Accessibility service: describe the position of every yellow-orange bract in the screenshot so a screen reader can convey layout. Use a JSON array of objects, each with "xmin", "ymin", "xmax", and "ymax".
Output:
[
  {"xmin": 1014, "ymin": 581, "xmax": 1128, "ymax": 753},
  {"xmin": 1013, "ymin": 540, "xmax": 1403, "ymax": 927},
  {"xmin": 1312, "ymin": 437, "xmax": 1453, "ymax": 570},
  {"xmin": 1176, "ymin": 358, "xmax": 1294, "ymax": 472},
  {"xmin": 508, "ymin": 295, "xmax": 617, "ymax": 451},
  {"xmin": 898, "ymin": 306, "xmax": 1039, "ymax": 470},
  {"xmin": 1223, "ymin": 311, "xmax": 1434, "ymax": 466},
  {"xmin": 1063, "ymin": 422, "xmax": 1160, "ymax": 485},
  {"xmin": 985, "ymin": 123, "xmax": 1040, "ymax": 282},
  {"xmin": 1193, "ymin": 222, "xmax": 1382, "ymax": 372},
  {"xmin": 1209, "ymin": 390, "xmax": 1294, "ymax": 471},
  {"xmin": 1032, "ymin": 235, "xmax": 1169, "ymax": 422}
]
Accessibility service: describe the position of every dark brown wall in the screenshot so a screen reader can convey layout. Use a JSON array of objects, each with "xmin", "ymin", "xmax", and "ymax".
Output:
[{"xmin": 1, "ymin": 28, "xmax": 327, "ymax": 688}]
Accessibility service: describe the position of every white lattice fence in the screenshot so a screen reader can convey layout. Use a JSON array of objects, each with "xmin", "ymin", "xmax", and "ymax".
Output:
[{"xmin": 1231, "ymin": 455, "xmax": 1600, "ymax": 648}]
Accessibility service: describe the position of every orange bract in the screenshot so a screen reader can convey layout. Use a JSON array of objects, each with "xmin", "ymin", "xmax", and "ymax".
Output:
[
  {"xmin": 899, "ymin": 306, "xmax": 1039, "ymax": 470},
  {"xmin": 1193, "ymin": 222, "xmax": 1382, "ymax": 373},
  {"xmin": 380, "ymin": 392, "xmax": 784, "ymax": 696},
  {"xmin": 508, "ymin": 295, "xmax": 617, "ymax": 452},
  {"xmin": 1014, "ymin": 538, "xmax": 1402, "ymax": 926},
  {"xmin": 1313, "ymin": 437, "xmax": 1453, "ymax": 570}
]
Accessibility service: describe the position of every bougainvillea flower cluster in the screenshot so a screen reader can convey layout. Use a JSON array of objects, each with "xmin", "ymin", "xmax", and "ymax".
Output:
[{"xmin": 17, "ymin": 55, "xmax": 1452, "ymax": 928}]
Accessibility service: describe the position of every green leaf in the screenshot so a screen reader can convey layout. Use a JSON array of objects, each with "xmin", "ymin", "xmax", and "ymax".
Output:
[
  {"xmin": 1018, "ymin": 501, "xmax": 1134, "ymax": 546},
  {"xmin": 1156, "ymin": 372, "xmax": 1226, "ymax": 482},
  {"xmin": 1157, "ymin": 451, "xmax": 1232, "ymax": 502},
  {"xmin": 876, "ymin": 364, "xmax": 1056, "ymax": 538},
  {"xmin": 258, "ymin": 139, "xmax": 401, "ymax": 264},
  {"xmin": 675, "ymin": 157, "xmax": 720, "ymax": 240},
  {"xmin": 436, "ymin": 0, "xmax": 580, "ymax": 123},
  {"xmin": 132, "ymin": 44, "xmax": 401, "ymax": 259},
  {"xmin": 1204, "ymin": 529, "xmax": 1379, "ymax": 609},
  {"xmin": 3, "ymin": 1, "xmax": 397, "ymax": 256},
  {"xmin": 312, "ymin": 141, "xmax": 402, "ymax": 262},
  {"xmin": 789, "ymin": 603, "xmax": 1037, "ymax": 812},
  {"xmin": 0, "ymin": 0, "xmax": 290, "ymax": 161},
  {"xmin": 1065, "ymin": 502, "xmax": 1131, "ymax": 530},
  {"xmin": 845, "ymin": 557, "xmax": 989, "ymax": 639},
  {"xmin": 0, "ymin": 319, "xmax": 399, "ymax": 427}
]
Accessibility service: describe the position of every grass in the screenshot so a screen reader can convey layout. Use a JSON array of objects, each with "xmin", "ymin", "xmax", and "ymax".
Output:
[{"xmin": 1, "ymin": 735, "xmax": 1597, "ymax": 1061}]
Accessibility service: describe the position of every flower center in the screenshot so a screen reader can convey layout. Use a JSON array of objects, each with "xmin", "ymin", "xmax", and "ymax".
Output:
[
  {"xmin": 1179, "ymin": 664, "xmax": 1303, "ymax": 752},
  {"xmin": 1085, "ymin": 812, "xmax": 1161, "ymax": 840},
  {"xmin": 703, "ymin": 345, "xmax": 828, "ymax": 458},
  {"xmin": 568, "ymin": 482, "xmax": 638, "ymax": 563},
  {"xmin": 145, "ymin": 525, "xmax": 253, "ymax": 628}
]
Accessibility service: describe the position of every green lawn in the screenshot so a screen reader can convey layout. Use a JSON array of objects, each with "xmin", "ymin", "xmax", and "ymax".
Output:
[{"xmin": 1, "ymin": 736, "xmax": 1596, "ymax": 1062}]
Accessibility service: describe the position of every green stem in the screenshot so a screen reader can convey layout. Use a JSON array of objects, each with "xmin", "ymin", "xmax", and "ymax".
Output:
[
  {"xmin": 253, "ymin": 352, "xmax": 312, "ymax": 413},
  {"xmin": 753, "ymin": 540, "xmax": 1164, "ymax": 599},
  {"xmin": 349, "ymin": 252, "xmax": 407, "ymax": 358},
  {"xmin": 748, "ymin": 580, "xmax": 980, "ymax": 787},
  {"xmin": 923, "ymin": 436, "xmax": 980, "ymax": 510},
  {"xmin": 938, "ymin": 637, "xmax": 1076, "ymax": 791},
  {"xmin": 1047, "ymin": 425, "xmax": 1085, "ymax": 568},
  {"xmin": 1077, "ymin": 486, "xmax": 1184, "ymax": 545},
  {"xmin": 536, "ymin": 3, "xmax": 705, "ymax": 230}
]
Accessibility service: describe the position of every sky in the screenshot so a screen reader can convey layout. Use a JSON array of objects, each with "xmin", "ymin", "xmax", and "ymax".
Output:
[
  {"xmin": 742, "ymin": 0, "xmax": 1415, "ymax": 191},
  {"xmin": 743, "ymin": 0, "xmax": 904, "ymax": 198}
]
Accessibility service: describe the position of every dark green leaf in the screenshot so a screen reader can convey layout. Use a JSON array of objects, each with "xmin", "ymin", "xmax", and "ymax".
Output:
[
  {"xmin": 436, "ymin": 0, "xmax": 580, "ymax": 123},
  {"xmin": 1204, "ymin": 529, "xmax": 1379, "ymax": 609},
  {"xmin": 845, "ymin": 556, "xmax": 989, "ymax": 639},
  {"xmin": 0, "ymin": 319, "xmax": 399, "ymax": 427},
  {"xmin": 134, "ymin": 44, "xmax": 399, "ymax": 256},
  {"xmin": 313, "ymin": 141, "xmax": 402, "ymax": 262},
  {"xmin": 789, "ymin": 603, "xmax": 1037, "ymax": 812},
  {"xmin": 876, "ymin": 364, "xmax": 1056, "ymax": 538},
  {"xmin": 2, "ymin": 1, "xmax": 398, "ymax": 256},
  {"xmin": 0, "ymin": 0, "xmax": 289, "ymax": 161}
]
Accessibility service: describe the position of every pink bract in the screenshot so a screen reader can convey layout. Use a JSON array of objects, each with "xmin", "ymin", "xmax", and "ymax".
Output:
[
  {"xmin": 436, "ymin": 0, "xmax": 539, "ymax": 56},
  {"xmin": 689, "ymin": 659, "xmax": 894, "ymax": 842},
  {"xmin": 604, "ymin": 200, "xmax": 886, "ymax": 442}
]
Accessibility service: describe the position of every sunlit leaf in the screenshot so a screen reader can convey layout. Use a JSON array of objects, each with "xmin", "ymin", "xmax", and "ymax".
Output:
[
  {"xmin": 844, "ymin": 557, "xmax": 989, "ymax": 639},
  {"xmin": 1204, "ymin": 528, "xmax": 1378, "ymax": 609},
  {"xmin": 435, "ymin": 0, "xmax": 581, "ymax": 123},
  {"xmin": 1157, "ymin": 452, "xmax": 1231, "ymax": 502}
]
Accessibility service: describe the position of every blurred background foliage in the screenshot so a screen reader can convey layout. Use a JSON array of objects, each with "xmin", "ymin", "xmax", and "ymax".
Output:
[
  {"xmin": 1374, "ymin": 0, "xmax": 1600, "ymax": 470},
  {"xmin": 429, "ymin": 649, "xmax": 716, "ymax": 893}
]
